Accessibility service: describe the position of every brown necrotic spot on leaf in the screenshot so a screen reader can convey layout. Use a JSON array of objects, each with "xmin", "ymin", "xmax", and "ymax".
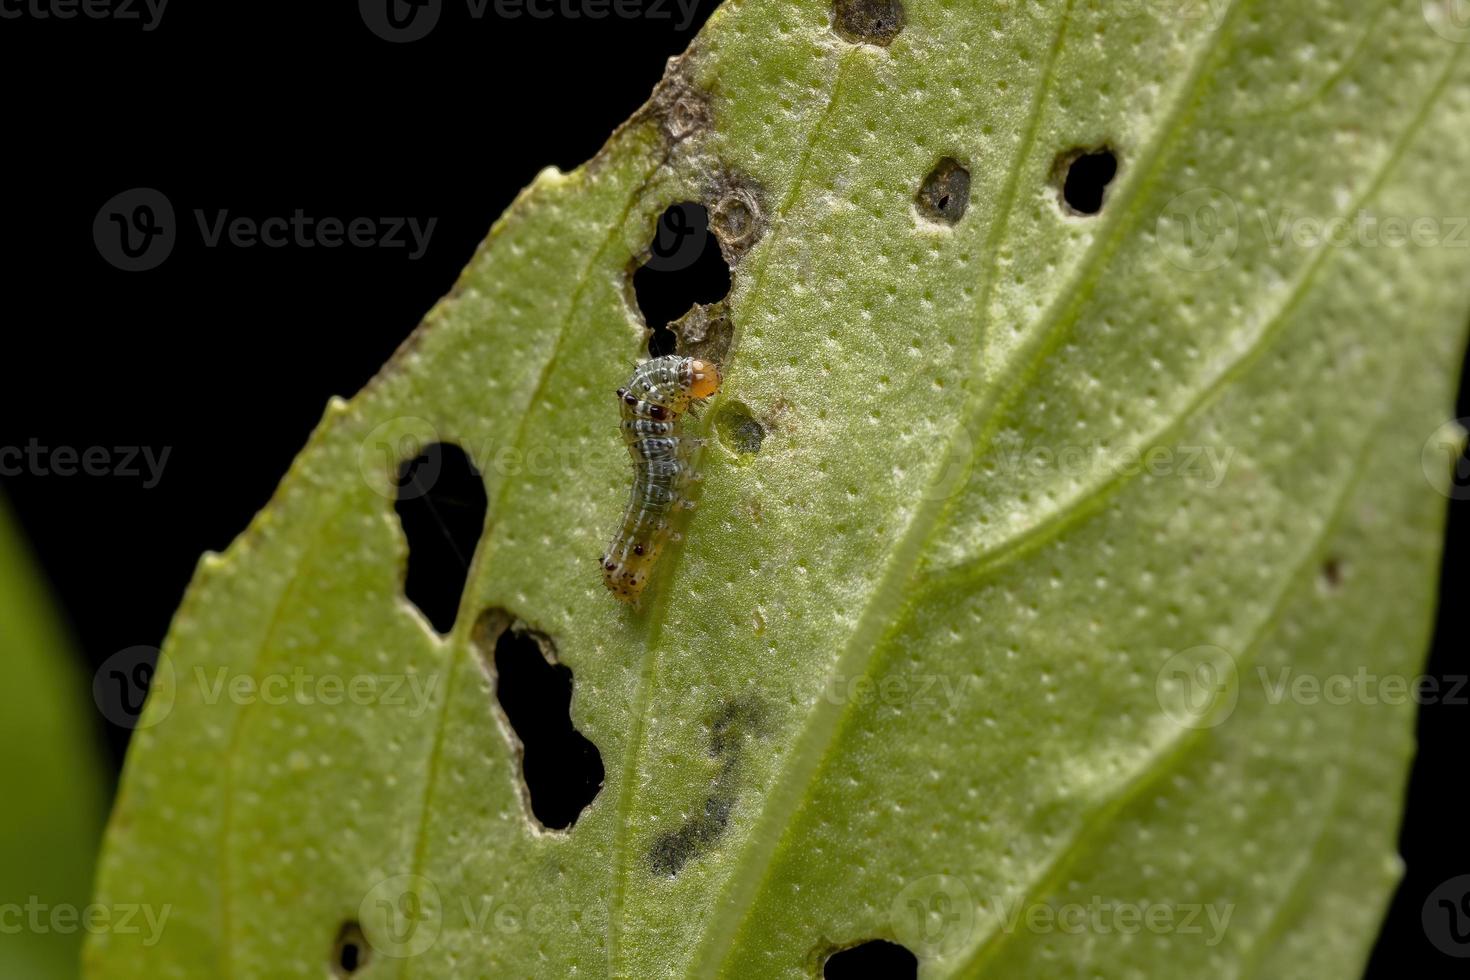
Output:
[
  {"xmin": 632, "ymin": 202, "xmax": 732, "ymax": 358},
  {"xmin": 832, "ymin": 0, "xmax": 905, "ymax": 46},
  {"xmin": 915, "ymin": 157, "xmax": 971, "ymax": 225},
  {"xmin": 822, "ymin": 939, "xmax": 918, "ymax": 978},
  {"xmin": 330, "ymin": 921, "xmax": 368, "ymax": 978},
  {"xmin": 394, "ymin": 442, "xmax": 488, "ymax": 635},
  {"xmin": 473, "ymin": 611, "xmax": 604, "ymax": 831},
  {"xmin": 715, "ymin": 401, "xmax": 765, "ymax": 456},
  {"xmin": 1055, "ymin": 146, "xmax": 1120, "ymax": 216}
]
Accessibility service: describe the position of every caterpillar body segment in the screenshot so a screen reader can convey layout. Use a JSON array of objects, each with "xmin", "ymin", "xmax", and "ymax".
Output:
[{"xmin": 601, "ymin": 355, "xmax": 721, "ymax": 603}]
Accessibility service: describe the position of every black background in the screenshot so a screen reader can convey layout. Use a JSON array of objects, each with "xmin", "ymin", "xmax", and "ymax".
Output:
[{"xmin": 0, "ymin": 1, "xmax": 1464, "ymax": 975}]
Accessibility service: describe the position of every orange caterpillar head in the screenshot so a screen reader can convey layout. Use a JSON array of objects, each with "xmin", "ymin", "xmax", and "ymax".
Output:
[{"xmin": 686, "ymin": 358, "xmax": 721, "ymax": 401}]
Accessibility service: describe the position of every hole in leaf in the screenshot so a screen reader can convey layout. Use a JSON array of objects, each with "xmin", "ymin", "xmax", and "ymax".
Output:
[
  {"xmin": 715, "ymin": 402, "xmax": 765, "ymax": 455},
  {"xmin": 632, "ymin": 202, "xmax": 731, "ymax": 358},
  {"xmin": 479, "ymin": 613, "xmax": 604, "ymax": 830},
  {"xmin": 1057, "ymin": 147, "xmax": 1119, "ymax": 215},
  {"xmin": 824, "ymin": 939, "xmax": 918, "ymax": 978},
  {"xmin": 331, "ymin": 921, "xmax": 368, "ymax": 977},
  {"xmin": 832, "ymin": 0, "xmax": 905, "ymax": 46},
  {"xmin": 915, "ymin": 157, "xmax": 971, "ymax": 225},
  {"xmin": 394, "ymin": 443, "xmax": 488, "ymax": 635}
]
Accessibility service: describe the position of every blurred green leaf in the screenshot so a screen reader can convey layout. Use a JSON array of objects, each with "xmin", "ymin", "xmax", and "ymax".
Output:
[{"xmin": 0, "ymin": 497, "xmax": 107, "ymax": 979}]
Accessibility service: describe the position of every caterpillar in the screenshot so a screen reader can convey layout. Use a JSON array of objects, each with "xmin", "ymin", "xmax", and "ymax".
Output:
[{"xmin": 602, "ymin": 355, "xmax": 722, "ymax": 603}]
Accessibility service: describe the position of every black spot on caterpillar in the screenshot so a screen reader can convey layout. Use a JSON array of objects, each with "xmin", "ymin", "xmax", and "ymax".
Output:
[{"xmin": 602, "ymin": 355, "xmax": 721, "ymax": 603}]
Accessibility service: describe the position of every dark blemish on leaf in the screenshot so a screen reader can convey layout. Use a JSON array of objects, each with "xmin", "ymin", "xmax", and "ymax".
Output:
[
  {"xmin": 331, "ymin": 921, "xmax": 368, "ymax": 977},
  {"xmin": 715, "ymin": 402, "xmax": 766, "ymax": 456},
  {"xmin": 1320, "ymin": 556, "xmax": 1345, "ymax": 591},
  {"xmin": 473, "ymin": 610, "xmax": 604, "ymax": 831},
  {"xmin": 823, "ymin": 939, "xmax": 918, "ymax": 978},
  {"xmin": 1055, "ymin": 146, "xmax": 1119, "ymax": 216},
  {"xmin": 394, "ymin": 443, "xmax": 488, "ymax": 635},
  {"xmin": 648, "ymin": 792, "xmax": 736, "ymax": 876},
  {"xmin": 915, "ymin": 157, "xmax": 971, "ymax": 225},
  {"xmin": 832, "ymin": 0, "xmax": 905, "ymax": 46},
  {"xmin": 646, "ymin": 695, "xmax": 770, "ymax": 876},
  {"xmin": 708, "ymin": 693, "xmax": 769, "ymax": 759}
]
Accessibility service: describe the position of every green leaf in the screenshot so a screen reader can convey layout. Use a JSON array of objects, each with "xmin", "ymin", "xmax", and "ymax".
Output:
[
  {"xmin": 89, "ymin": 1, "xmax": 1470, "ymax": 976},
  {"xmin": 0, "ymin": 496, "xmax": 108, "ymax": 979}
]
